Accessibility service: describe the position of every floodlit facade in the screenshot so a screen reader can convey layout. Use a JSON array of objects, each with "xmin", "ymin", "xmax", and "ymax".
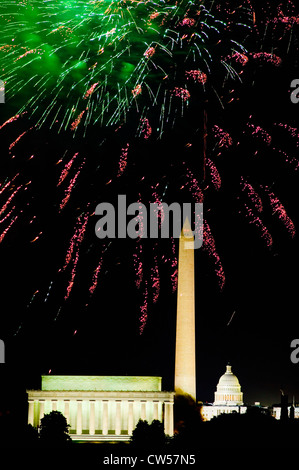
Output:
[
  {"xmin": 201, "ymin": 364, "xmax": 247, "ymax": 421},
  {"xmin": 272, "ymin": 405, "xmax": 299, "ymax": 419},
  {"xmin": 175, "ymin": 219, "xmax": 196, "ymax": 400},
  {"xmin": 27, "ymin": 376, "xmax": 174, "ymax": 441},
  {"xmin": 214, "ymin": 364, "xmax": 243, "ymax": 406}
]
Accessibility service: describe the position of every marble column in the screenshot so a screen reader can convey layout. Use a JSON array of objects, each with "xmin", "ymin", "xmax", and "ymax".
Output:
[
  {"xmin": 76, "ymin": 400, "xmax": 82, "ymax": 435},
  {"xmin": 89, "ymin": 400, "xmax": 95, "ymax": 435},
  {"xmin": 153, "ymin": 401, "xmax": 159, "ymax": 421},
  {"xmin": 51, "ymin": 400, "xmax": 57, "ymax": 411},
  {"xmin": 115, "ymin": 400, "xmax": 121, "ymax": 435},
  {"xmin": 102, "ymin": 400, "xmax": 108, "ymax": 435},
  {"xmin": 140, "ymin": 400, "xmax": 147, "ymax": 421},
  {"xmin": 64, "ymin": 400, "xmax": 70, "ymax": 425},
  {"xmin": 39, "ymin": 400, "xmax": 45, "ymax": 424},
  {"xmin": 128, "ymin": 400, "xmax": 134, "ymax": 435},
  {"xmin": 28, "ymin": 400, "xmax": 34, "ymax": 426},
  {"xmin": 164, "ymin": 401, "xmax": 174, "ymax": 436}
]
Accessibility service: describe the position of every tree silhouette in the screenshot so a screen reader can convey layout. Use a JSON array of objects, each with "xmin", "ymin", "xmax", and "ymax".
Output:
[
  {"xmin": 171, "ymin": 394, "xmax": 203, "ymax": 448},
  {"xmin": 131, "ymin": 419, "xmax": 166, "ymax": 448},
  {"xmin": 39, "ymin": 411, "xmax": 71, "ymax": 447}
]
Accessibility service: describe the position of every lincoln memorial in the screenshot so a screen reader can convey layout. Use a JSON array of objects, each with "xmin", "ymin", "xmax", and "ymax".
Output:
[{"xmin": 27, "ymin": 375, "xmax": 174, "ymax": 441}]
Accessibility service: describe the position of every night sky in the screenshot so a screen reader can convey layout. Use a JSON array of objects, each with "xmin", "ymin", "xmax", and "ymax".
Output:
[{"xmin": 1, "ymin": 0, "xmax": 299, "ymax": 411}]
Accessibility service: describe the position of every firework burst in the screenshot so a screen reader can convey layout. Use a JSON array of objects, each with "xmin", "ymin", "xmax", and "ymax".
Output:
[{"xmin": 0, "ymin": 0, "xmax": 298, "ymax": 339}]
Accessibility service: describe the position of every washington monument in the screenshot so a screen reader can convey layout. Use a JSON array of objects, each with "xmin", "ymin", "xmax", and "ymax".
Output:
[{"xmin": 174, "ymin": 218, "xmax": 196, "ymax": 400}]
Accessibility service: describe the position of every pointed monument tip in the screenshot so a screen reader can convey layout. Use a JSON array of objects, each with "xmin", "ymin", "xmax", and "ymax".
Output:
[{"xmin": 181, "ymin": 217, "xmax": 194, "ymax": 240}]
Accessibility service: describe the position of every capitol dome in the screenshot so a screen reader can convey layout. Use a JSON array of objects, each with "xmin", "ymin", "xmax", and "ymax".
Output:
[{"xmin": 213, "ymin": 364, "xmax": 243, "ymax": 406}]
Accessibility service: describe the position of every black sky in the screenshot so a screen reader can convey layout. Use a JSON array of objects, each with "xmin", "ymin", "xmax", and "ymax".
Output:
[{"xmin": 1, "ymin": 1, "xmax": 299, "ymax": 410}]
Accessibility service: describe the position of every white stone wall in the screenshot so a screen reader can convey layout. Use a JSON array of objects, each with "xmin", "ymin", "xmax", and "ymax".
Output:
[
  {"xmin": 27, "ymin": 390, "xmax": 174, "ymax": 440},
  {"xmin": 201, "ymin": 405, "xmax": 247, "ymax": 421}
]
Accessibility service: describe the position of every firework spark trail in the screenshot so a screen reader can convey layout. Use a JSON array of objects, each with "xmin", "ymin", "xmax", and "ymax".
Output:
[
  {"xmin": 0, "ymin": 173, "xmax": 19, "ymax": 196},
  {"xmin": 0, "ymin": 185, "xmax": 22, "ymax": 216},
  {"xmin": 224, "ymin": 51, "xmax": 249, "ymax": 66},
  {"xmin": 227, "ymin": 310, "xmax": 236, "ymax": 326},
  {"xmin": 70, "ymin": 110, "xmax": 86, "ymax": 132},
  {"xmin": 84, "ymin": 82, "xmax": 99, "ymax": 99},
  {"xmin": 0, "ymin": 180, "xmax": 13, "ymax": 196},
  {"xmin": 264, "ymin": 187, "xmax": 296, "ymax": 238},
  {"xmin": 246, "ymin": 119, "xmax": 272, "ymax": 145},
  {"xmin": 135, "ymin": 198, "xmax": 146, "ymax": 238},
  {"xmin": 63, "ymin": 211, "xmax": 89, "ymax": 300},
  {"xmin": 132, "ymin": 84, "xmax": 142, "ymax": 98},
  {"xmin": 251, "ymin": 52, "xmax": 282, "ymax": 66},
  {"xmin": 151, "ymin": 184, "xmax": 164, "ymax": 228},
  {"xmin": 65, "ymin": 251, "xmax": 80, "ymax": 300},
  {"xmin": 133, "ymin": 239, "xmax": 143, "ymax": 289},
  {"xmin": 0, "ymin": 213, "xmax": 19, "ymax": 243},
  {"xmin": 271, "ymin": 3, "xmax": 299, "ymax": 29},
  {"xmin": 9, "ymin": 129, "xmax": 32, "ymax": 151},
  {"xmin": 183, "ymin": 164, "xmax": 204, "ymax": 203},
  {"xmin": 139, "ymin": 118, "xmax": 152, "ymax": 140},
  {"xmin": 14, "ymin": 48, "xmax": 42, "ymax": 62},
  {"xmin": 212, "ymin": 125, "xmax": 233, "ymax": 149},
  {"xmin": 0, "ymin": 113, "xmax": 26, "ymax": 131},
  {"xmin": 89, "ymin": 250, "xmax": 105, "ymax": 296},
  {"xmin": 272, "ymin": 147, "xmax": 299, "ymax": 171},
  {"xmin": 139, "ymin": 280, "xmax": 148, "ymax": 335},
  {"xmin": 144, "ymin": 47, "xmax": 156, "ymax": 59},
  {"xmin": 274, "ymin": 123, "xmax": 299, "ymax": 147},
  {"xmin": 151, "ymin": 249, "xmax": 160, "ymax": 304},
  {"xmin": 30, "ymin": 231, "xmax": 43, "ymax": 243},
  {"xmin": 0, "ymin": 206, "xmax": 16, "ymax": 224},
  {"xmin": 241, "ymin": 203, "xmax": 273, "ymax": 247},
  {"xmin": 206, "ymin": 158, "xmax": 221, "ymax": 190},
  {"xmin": 203, "ymin": 220, "xmax": 225, "ymax": 289},
  {"xmin": 171, "ymin": 87, "xmax": 191, "ymax": 102},
  {"xmin": 59, "ymin": 170, "xmax": 81, "ymax": 211},
  {"xmin": 59, "ymin": 160, "xmax": 85, "ymax": 211},
  {"xmin": 185, "ymin": 69, "xmax": 208, "ymax": 84},
  {"xmin": 273, "ymin": 123, "xmax": 299, "ymax": 170},
  {"xmin": 57, "ymin": 152, "xmax": 79, "ymax": 186},
  {"xmin": 240, "ymin": 177, "xmax": 263, "ymax": 212},
  {"xmin": 117, "ymin": 143, "xmax": 129, "ymax": 177},
  {"xmin": 13, "ymin": 287, "xmax": 41, "ymax": 336},
  {"xmin": 44, "ymin": 281, "xmax": 54, "ymax": 303},
  {"xmin": 63, "ymin": 212, "xmax": 90, "ymax": 270},
  {"xmin": 170, "ymin": 237, "xmax": 178, "ymax": 293},
  {"xmin": 27, "ymin": 290, "xmax": 39, "ymax": 309}
]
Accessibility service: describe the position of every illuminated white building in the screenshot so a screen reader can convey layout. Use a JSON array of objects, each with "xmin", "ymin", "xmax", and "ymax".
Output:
[
  {"xmin": 27, "ymin": 375, "xmax": 174, "ymax": 441},
  {"xmin": 201, "ymin": 364, "xmax": 247, "ymax": 421},
  {"xmin": 214, "ymin": 363, "xmax": 243, "ymax": 405},
  {"xmin": 272, "ymin": 404, "xmax": 299, "ymax": 419}
]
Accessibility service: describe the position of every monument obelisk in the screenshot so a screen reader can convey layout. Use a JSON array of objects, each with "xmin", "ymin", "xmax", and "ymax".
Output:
[{"xmin": 174, "ymin": 218, "xmax": 196, "ymax": 400}]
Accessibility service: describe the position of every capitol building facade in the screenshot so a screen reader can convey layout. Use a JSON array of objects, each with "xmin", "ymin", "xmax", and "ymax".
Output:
[{"xmin": 201, "ymin": 364, "xmax": 247, "ymax": 421}]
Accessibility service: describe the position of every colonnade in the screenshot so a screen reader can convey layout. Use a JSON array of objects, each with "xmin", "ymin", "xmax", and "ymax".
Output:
[{"xmin": 28, "ymin": 394, "xmax": 174, "ymax": 438}]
